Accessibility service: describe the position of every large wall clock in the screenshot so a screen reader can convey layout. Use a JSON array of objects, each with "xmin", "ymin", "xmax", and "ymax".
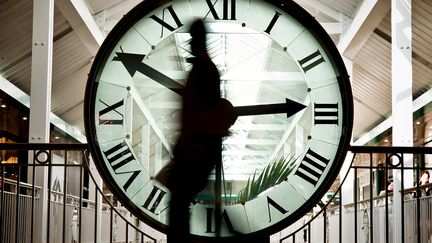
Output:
[{"xmin": 84, "ymin": 0, "xmax": 353, "ymax": 241}]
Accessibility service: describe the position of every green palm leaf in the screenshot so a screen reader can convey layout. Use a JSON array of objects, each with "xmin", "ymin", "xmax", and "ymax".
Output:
[{"xmin": 238, "ymin": 155, "xmax": 297, "ymax": 203}]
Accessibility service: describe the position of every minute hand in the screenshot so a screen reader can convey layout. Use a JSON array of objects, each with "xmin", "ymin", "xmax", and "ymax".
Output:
[{"xmin": 114, "ymin": 52, "xmax": 306, "ymax": 117}]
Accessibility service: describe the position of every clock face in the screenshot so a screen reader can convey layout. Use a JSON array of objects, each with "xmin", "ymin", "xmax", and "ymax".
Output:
[{"xmin": 84, "ymin": 0, "xmax": 353, "ymax": 239}]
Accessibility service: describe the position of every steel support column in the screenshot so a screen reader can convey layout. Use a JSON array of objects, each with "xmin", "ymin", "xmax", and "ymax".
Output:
[
  {"xmin": 391, "ymin": 1, "xmax": 413, "ymax": 243},
  {"xmin": 28, "ymin": 0, "xmax": 54, "ymax": 242}
]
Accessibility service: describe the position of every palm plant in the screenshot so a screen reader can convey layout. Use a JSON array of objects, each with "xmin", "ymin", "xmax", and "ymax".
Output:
[{"xmin": 237, "ymin": 155, "xmax": 297, "ymax": 203}]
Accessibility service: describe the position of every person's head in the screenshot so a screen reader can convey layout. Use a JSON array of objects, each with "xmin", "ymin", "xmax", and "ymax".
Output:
[
  {"xmin": 189, "ymin": 19, "xmax": 207, "ymax": 56},
  {"xmin": 420, "ymin": 170, "xmax": 430, "ymax": 184}
]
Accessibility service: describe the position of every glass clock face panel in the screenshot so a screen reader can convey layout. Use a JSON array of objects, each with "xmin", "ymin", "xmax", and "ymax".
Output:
[{"xmin": 85, "ymin": 0, "xmax": 353, "ymax": 238}]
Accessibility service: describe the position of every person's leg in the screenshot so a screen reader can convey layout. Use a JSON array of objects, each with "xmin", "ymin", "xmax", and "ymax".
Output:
[{"xmin": 168, "ymin": 191, "xmax": 190, "ymax": 243}]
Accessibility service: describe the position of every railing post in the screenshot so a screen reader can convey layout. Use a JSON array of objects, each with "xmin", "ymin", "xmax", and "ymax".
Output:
[{"xmin": 354, "ymin": 167, "xmax": 358, "ymax": 243}]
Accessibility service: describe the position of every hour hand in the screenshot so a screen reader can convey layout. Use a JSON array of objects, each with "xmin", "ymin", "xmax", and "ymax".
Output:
[{"xmin": 113, "ymin": 52, "xmax": 184, "ymax": 95}]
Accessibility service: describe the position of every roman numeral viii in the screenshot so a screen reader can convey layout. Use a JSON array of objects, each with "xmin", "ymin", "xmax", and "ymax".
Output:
[
  {"xmin": 205, "ymin": 0, "xmax": 236, "ymax": 20},
  {"xmin": 98, "ymin": 99, "xmax": 124, "ymax": 125},
  {"xmin": 103, "ymin": 141, "xmax": 141, "ymax": 191},
  {"xmin": 294, "ymin": 149, "xmax": 330, "ymax": 186}
]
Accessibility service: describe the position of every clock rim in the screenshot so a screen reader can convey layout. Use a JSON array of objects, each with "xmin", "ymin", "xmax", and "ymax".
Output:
[{"xmin": 83, "ymin": 0, "xmax": 354, "ymax": 239}]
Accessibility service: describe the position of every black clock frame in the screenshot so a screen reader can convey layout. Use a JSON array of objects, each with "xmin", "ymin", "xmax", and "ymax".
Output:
[{"xmin": 84, "ymin": 0, "xmax": 353, "ymax": 240}]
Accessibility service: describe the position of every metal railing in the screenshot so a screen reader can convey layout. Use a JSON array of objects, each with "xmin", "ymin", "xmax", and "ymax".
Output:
[
  {"xmin": 2, "ymin": 143, "xmax": 432, "ymax": 243},
  {"xmin": 0, "ymin": 143, "xmax": 159, "ymax": 243},
  {"xmin": 277, "ymin": 146, "xmax": 432, "ymax": 243}
]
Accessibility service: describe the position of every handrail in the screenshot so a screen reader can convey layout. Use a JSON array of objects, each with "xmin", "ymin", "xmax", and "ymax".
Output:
[
  {"xmin": 0, "ymin": 143, "xmax": 88, "ymax": 150},
  {"xmin": 0, "ymin": 143, "xmax": 159, "ymax": 243},
  {"xmin": 343, "ymin": 183, "xmax": 432, "ymax": 208},
  {"xmin": 0, "ymin": 177, "xmax": 42, "ymax": 191},
  {"xmin": 81, "ymin": 149, "xmax": 159, "ymax": 242},
  {"xmin": 349, "ymin": 145, "xmax": 432, "ymax": 154},
  {"xmin": 280, "ymin": 145, "xmax": 432, "ymax": 242}
]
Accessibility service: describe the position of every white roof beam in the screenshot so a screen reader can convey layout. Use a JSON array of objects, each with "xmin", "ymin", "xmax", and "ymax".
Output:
[
  {"xmin": 222, "ymin": 71, "xmax": 304, "ymax": 82},
  {"xmin": 337, "ymin": 0, "xmax": 390, "ymax": 60},
  {"xmin": 161, "ymin": 122, "xmax": 286, "ymax": 131},
  {"xmin": 222, "ymin": 150, "xmax": 272, "ymax": 156},
  {"xmin": 94, "ymin": 0, "xmax": 142, "ymax": 34},
  {"xmin": 354, "ymin": 88, "xmax": 432, "ymax": 145},
  {"xmin": 230, "ymin": 123, "xmax": 286, "ymax": 131},
  {"xmin": 100, "ymin": 0, "xmax": 142, "ymax": 19},
  {"xmin": 223, "ymin": 138, "xmax": 278, "ymax": 146},
  {"xmin": 135, "ymin": 71, "xmax": 304, "ymax": 83},
  {"xmin": 296, "ymin": 0, "xmax": 343, "ymax": 21},
  {"xmin": 0, "ymin": 75, "xmax": 86, "ymax": 143},
  {"xmin": 56, "ymin": 0, "xmax": 104, "ymax": 55},
  {"xmin": 269, "ymin": 96, "xmax": 310, "ymax": 162},
  {"xmin": 129, "ymin": 85, "xmax": 173, "ymax": 156},
  {"xmin": 320, "ymin": 22, "xmax": 342, "ymax": 35}
]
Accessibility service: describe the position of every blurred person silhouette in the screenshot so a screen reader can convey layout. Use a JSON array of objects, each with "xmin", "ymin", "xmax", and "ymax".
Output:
[
  {"xmin": 165, "ymin": 19, "xmax": 236, "ymax": 243},
  {"xmin": 416, "ymin": 170, "xmax": 431, "ymax": 197}
]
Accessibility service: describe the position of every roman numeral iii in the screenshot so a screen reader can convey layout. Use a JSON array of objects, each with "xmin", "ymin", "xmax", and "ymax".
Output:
[{"xmin": 314, "ymin": 103, "xmax": 339, "ymax": 125}]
